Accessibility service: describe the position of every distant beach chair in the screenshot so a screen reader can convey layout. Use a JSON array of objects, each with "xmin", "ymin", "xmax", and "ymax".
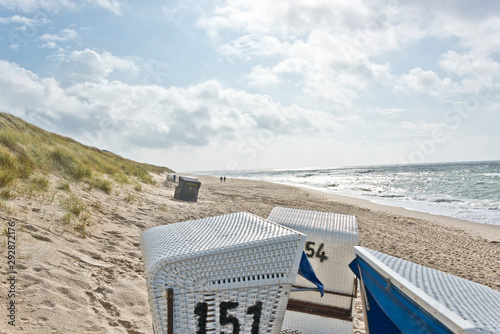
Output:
[
  {"xmin": 166, "ymin": 173, "xmax": 177, "ymax": 183},
  {"xmin": 349, "ymin": 246, "xmax": 500, "ymax": 334},
  {"xmin": 173, "ymin": 176, "xmax": 201, "ymax": 202},
  {"xmin": 140, "ymin": 212, "xmax": 307, "ymax": 334},
  {"xmin": 165, "ymin": 173, "xmax": 177, "ymax": 188},
  {"xmin": 267, "ymin": 206, "xmax": 359, "ymax": 334}
]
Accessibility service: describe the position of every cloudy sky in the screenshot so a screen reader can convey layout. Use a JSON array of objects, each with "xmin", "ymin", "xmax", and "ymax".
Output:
[{"xmin": 1, "ymin": 0, "xmax": 499, "ymax": 172}]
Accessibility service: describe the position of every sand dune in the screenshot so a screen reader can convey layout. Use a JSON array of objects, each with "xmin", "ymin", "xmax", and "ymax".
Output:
[{"xmin": 1, "ymin": 173, "xmax": 499, "ymax": 333}]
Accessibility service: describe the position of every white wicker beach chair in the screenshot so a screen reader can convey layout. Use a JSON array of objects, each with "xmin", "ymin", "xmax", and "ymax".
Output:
[
  {"xmin": 141, "ymin": 212, "xmax": 307, "ymax": 334},
  {"xmin": 351, "ymin": 247, "xmax": 500, "ymax": 334},
  {"xmin": 267, "ymin": 206, "xmax": 359, "ymax": 334}
]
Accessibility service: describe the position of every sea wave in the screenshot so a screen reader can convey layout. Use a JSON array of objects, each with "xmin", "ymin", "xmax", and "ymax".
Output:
[
  {"xmin": 434, "ymin": 199, "xmax": 460, "ymax": 203},
  {"xmin": 379, "ymin": 194, "xmax": 406, "ymax": 198}
]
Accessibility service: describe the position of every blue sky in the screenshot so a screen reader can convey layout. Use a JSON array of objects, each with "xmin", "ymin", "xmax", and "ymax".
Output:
[{"xmin": 1, "ymin": 0, "xmax": 499, "ymax": 172}]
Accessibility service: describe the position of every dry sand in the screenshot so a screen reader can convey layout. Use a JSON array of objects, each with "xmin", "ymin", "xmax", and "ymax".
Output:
[{"xmin": 1, "ymin": 173, "xmax": 499, "ymax": 333}]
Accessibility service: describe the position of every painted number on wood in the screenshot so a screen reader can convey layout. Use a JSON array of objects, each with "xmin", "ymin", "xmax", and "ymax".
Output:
[
  {"xmin": 305, "ymin": 241, "xmax": 329, "ymax": 263},
  {"xmin": 194, "ymin": 301, "xmax": 262, "ymax": 334}
]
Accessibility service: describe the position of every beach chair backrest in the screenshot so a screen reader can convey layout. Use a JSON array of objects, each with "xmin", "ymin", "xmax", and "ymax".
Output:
[{"xmin": 268, "ymin": 206, "xmax": 359, "ymax": 334}]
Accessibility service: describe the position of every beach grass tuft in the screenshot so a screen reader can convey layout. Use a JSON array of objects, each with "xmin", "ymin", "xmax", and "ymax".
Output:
[
  {"xmin": 0, "ymin": 169, "xmax": 16, "ymax": 188},
  {"xmin": 0, "ymin": 188, "xmax": 13, "ymax": 200},
  {"xmin": 0, "ymin": 199, "xmax": 14, "ymax": 215},
  {"xmin": 87, "ymin": 175, "xmax": 112, "ymax": 194},
  {"xmin": 63, "ymin": 194, "xmax": 86, "ymax": 216},
  {"xmin": 133, "ymin": 182, "xmax": 142, "ymax": 192},
  {"xmin": 74, "ymin": 209, "xmax": 95, "ymax": 238},
  {"xmin": 61, "ymin": 193, "xmax": 96, "ymax": 237},
  {"xmin": 0, "ymin": 147, "xmax": 19, "ymax": 187},
  {"xmin": 114, "ymin": 173, "xmax": 130, "ymax": 185},
  {"xmin": 125, "ymin": 192, "xmax": 135, "ymax": 203},
  {"xmin": 57, "ymin": 181, "xmax": 71, "ymax": 191},
  {"xmin": 29, "ymin": 174, "xmax": 50, "ymax": 192}
]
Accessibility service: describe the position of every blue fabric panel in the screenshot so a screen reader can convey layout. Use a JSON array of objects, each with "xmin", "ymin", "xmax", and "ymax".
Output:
[{"xmin": 298, "ymin": 251, "xmax": 324, "ymax": 297}]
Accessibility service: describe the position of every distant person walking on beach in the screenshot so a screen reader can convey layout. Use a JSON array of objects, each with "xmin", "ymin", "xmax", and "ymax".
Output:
[
  {"xmin": 224, "ymin": 176, "xmax": 226, "ymax": 182},
  {"xmin": 220, "ymin": 176, "xmax": 223, "ymax": 182}
]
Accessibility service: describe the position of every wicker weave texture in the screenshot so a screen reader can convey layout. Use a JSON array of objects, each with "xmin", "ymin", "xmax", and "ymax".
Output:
[
  {"xmin": 268, "ymin": 207, "xmax": 358, "ymax": 309},
  {"xmin": 141, "ymin": 212, "xmax": 307, "ymax": 334},
  {"xmin": 155, "ymin": 284, "xmax": 292, "ymax": 333},
  {"xmin": 366, "ymin": 248, "xmax": 500, "ymax": 334},
  {"xmin": 279, "ymin": 311, "xmax": 353, "ymax": 334}
]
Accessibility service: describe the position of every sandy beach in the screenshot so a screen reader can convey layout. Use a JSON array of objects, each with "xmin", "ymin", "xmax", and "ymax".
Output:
[{"xmin": 1, "ymin": 173, "xmax": 499, "ymax": 334}]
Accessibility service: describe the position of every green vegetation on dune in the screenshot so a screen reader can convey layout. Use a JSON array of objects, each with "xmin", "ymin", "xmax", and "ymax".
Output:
[{"xmin": 0, "ymin": 112, "xmax": 173, "ymax": 192}]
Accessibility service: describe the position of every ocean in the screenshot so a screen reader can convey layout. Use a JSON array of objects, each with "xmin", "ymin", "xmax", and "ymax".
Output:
[{"xmin": 196, "ymin": 161, "xmax": 500, "ymax": 226}]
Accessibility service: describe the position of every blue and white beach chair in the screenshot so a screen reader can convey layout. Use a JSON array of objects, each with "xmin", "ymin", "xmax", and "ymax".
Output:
[{"xmin": 350, "ymin": 247, "xmax": 500, "ymax": 334}]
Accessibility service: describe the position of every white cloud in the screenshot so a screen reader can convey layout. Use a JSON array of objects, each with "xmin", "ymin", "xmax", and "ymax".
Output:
[
  {"xmin": 440, "ymin": 50, "xmax": 500, "ymax": 80},
  {"xmin": 197, "ymin": 0, "xmax": 373, "ymax": 39},
  {"xmin": 0, "ymin": 15, "xmax": 37, "ymax": 26},
  {"xmin": 40, "ymin": 28, "xmax": 77, "ymax": 42},
  {"xmin": 0, "ymin": 60, "xmax": 83, "ymax": 119},
  {"xmin": 197, "ymin": 0, "xmax": 500, "ymax": 111},
  {"xmin": 427, "ymin": 3, "xmax": 500, "ymax": 54},
  {"xmin": 0, "ymin": 14, "xmax": 53, "ymax": 49},
  {"xmin": 0, "ymin": 59, "xmax": 340, "ymax": 161},
  {"xmin": 434, "ymin": 51, "xmax": 500, "ymax": 100},
  {"xmin": 199, "ymin": 1, "xmax": 400, "ymax": 107},
  {"xmin": 85, "ymin": 0, "xmax": 124, "ymax": 15},
  {"xmin": 383, "ymin": 1, "xmax": 500, "ymax": 57},
  {"xmin": 41, "ymin": 41, "xmax": 58, "ymax": 49},
  {"xmin": 39, "ymin": 28, "xmax": 77, "ymax": 48},
  {"xmin": 246, "ymin": 65, "xmax": 281, "ymax": 86},
  {"xmin": 0, "ymin": 0, "xmax": 75, "ymax": 14},
  {"xmin": 59, "ymin": 49, "xmax": 138, "ymax": 86},
  {"xmin": 200, "ymin": 0, "xmax": 411, "ymax": 58},
  {"xmin": 219, "ymin": 35, "xmax": 287, "ymax": 59},
  {"xmin": 396, "ymin": 68, "xmax": 453, "ymax": 96},
  {"xmin": 0, "ymin": 0, "xmax": 124, "ymax": 15},
  {"xmin": 372, "ymin": 107, "xmax": 405, "ymax": 117},
  {"xmin": 218, "ymin": 26, "xmax": 395, "ymax": 106}
]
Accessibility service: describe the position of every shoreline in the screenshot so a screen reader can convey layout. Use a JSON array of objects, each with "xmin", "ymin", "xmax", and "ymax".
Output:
[
  {"xmin": 195, "ymin": 162, "xmax": 500, "ymax": 227},
  {"xmin": 198, "ymin": 174, "xmax": 500, "ymax": 242},
  {"xmin": 299, "ymin": 184, "xmax": 500, "ymax": 243}
]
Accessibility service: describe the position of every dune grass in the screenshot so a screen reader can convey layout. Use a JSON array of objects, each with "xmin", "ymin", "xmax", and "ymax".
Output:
[
  {"xmin": 1, "ymin": 112, "xmax": 175, "ymax": 238},
  {"xmin": 0, "ymin": 112, "xmax": 173, "ymax": 194},
  {"xmin": 61, "ymin": 193, "xmax": 95, "ymax": 238}
]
